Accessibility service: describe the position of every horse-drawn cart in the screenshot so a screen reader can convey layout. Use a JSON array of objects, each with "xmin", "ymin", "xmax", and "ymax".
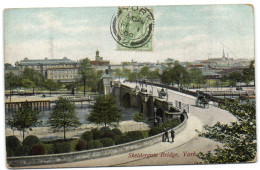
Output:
[{"xmin": 195, "ymin": 95, "xmax": 209, "ymax": 108}]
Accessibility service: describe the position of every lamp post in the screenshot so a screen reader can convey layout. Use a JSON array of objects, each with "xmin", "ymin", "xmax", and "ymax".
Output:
[
  {"xmin": 154, "ymin": 107, "xmax": 157, "ymax": 126},
  {"xmin": 151, "ymin": 80, "xmax": 154, "ymax": 95},
  {"xmin": 9, "ymin": 73, "xmax": 12, "ymax": 102},
  {"xmin": 166, "ymin": 88, "xmax": 168, "ymax": 102},
  {"xmin": 180, "ymin": 73, "xmax": 183, "ymax": 92},
  {"xmin": 230, "ymin": 85, "xmax": 232, "ymax": 99}
]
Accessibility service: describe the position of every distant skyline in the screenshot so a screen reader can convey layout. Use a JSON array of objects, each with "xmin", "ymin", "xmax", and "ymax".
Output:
[{"xmin": 4, "ymin": 5, "xmax": 254, "ymax": 65}]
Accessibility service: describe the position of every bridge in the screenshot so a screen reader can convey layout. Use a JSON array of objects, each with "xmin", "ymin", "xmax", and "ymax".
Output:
[
  {"xmin": 5, "ymin": 95, "xmax": 96, "ymax": 113},
  {"xmin": 15, "ymin": 80, "xmax": 238, "ymax": 168},
  {"xmin": 112, "ymin": 81, "xmax": 188, "ymax": 125}
]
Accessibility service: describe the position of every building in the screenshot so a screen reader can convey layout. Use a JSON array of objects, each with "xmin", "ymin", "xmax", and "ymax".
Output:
[
  {"xmin": 15, "ymin": 57, "xmax": 79, "ymax": 82},
  {"xmin": 194, "ymin": 48, "xmax": 253, "ymax": 69},
  {"xmin": 4, "ymin": 64, "xmax": 20, "ymax": 76},
  {"xmin": 90, "ymin": 50, "xmax": 110, "ymax": 66},
  {"xmin": 185, "ymin": 64, "xmax": 204, "ymax": 70},
  {"xmin": 46, "ymin": 67, "xmax": 79, "ymax": 83}
]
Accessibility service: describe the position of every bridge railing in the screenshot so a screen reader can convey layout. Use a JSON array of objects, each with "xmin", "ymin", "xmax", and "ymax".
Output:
[{"xmin": 131, "ymin": 81, "xmax": 236, "ymax": 104}]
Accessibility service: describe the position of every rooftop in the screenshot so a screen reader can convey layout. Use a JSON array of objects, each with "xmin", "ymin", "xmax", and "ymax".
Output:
[{"xmin": 16, "ymin": 57, "xmax": 78, "ymax": 65}]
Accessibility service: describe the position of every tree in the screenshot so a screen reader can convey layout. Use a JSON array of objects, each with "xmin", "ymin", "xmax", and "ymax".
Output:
[
  {"xmin": 228, "ymin": 71, "xmax": 243, "ymax": 86},
  {"xmin": 47, "ymin": 97, "xmax": 81, "ymax": 140},
  {"xmin": 6, "ymin": 111, "xmax": 17, "ymax": 135},
  {"xmin": 160, "ymin": 69, "xmax": 172, "ymax": 85},
  {"xmin": 44, "ymin": 79, "xmax": 58, "ymax": 96},
  {"xmin": 122, "ymin": 68, "xmax": 131, "ymax": 78},
  {"xmin": 8, "ymin": 101, "xmax": 40, "ymax": 140},
  {"xmin": 97, "ymin": 79, "xmax": 104, "ymax": 94},
  {"xmin": 56, "ymin": 80, "xmax": 63, "ymax": 90},
  {"xmin": 79, "ymin": 58, "xmax": 93, "ymax": 95},
  {"xmin": 5, "ymin": 72, "xmax": 21, "ymax": 101},
  {"xmin": 90, "ymin": 70, "xmax": 103, "ymax": 92},
  {"xmin": 197, "ymin": 101, "xmax": 256, "ymax": 163},
  {"xmin": 147, "ymin": 68, "xmax": 160, "ymax": 81},
  {"xmin": 4, "ymin": 63, "xmax": 13, "ymax": 69},
  {"xmin": 87, "ymin": 95, "xmax": 121, "ymax": 127},
  {"xmin": 189, "ymin": 68, "xmax": 205, "ymax": 88},
  {"xmin": 133, "ymin": 112, "xmax": 146, "ymax": 122},
  {"xmin": 65, "ymin": 82, "xmax": 77, "ymax": 95},
  {"xmin": 21, "ymin": 79, "xmax": 35, "ymax": 94},
  {"xmin": 114, "ymin": 68, "xmax": 123, "ymax": 80},
  {"xmin": 171, "ymin": 63, "xmax": 189, "ymax": 87},
  {"xmin": 127, "ymin": 72, "xmax": 138, "ymax": 82},
  {"xmin": 22, "ymin": 67, "xmax": 45, "ymax": 93},
  {"xmin": 138, "ymin": 66, "xmax": 150, "ymax": 79},
  {"xmin": 242, "ymin": 60, "xmax": 255, "ymax": 85}
]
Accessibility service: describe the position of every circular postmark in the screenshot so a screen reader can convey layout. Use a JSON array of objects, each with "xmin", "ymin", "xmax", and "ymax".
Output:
[{"xmin": 110, "ymin": 7, "xmax": 154, "ymax": 49}]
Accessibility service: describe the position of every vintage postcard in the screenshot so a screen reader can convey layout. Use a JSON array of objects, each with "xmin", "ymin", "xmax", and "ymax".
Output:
[{"xmin": 4, "ymin": 5, "xmax": 256, "ymax": 168}]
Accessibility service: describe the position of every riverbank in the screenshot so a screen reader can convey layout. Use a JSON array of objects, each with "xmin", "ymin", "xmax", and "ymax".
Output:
[{"xmin": 5, "ymin": 120, "xmax": 150, "ymax": 141}]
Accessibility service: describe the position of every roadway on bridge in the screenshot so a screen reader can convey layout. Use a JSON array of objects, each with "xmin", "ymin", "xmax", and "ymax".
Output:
[{"xmin": 22, "ymin": 82, "xmax": 237, "ymax": 168}]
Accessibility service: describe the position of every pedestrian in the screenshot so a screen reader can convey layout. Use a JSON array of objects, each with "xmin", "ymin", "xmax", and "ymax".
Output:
[
  {"xmin": 183, "ymin": 109, "xmax": 188, "ymax": 119},
  {"xmin": 170, "ymin": 129, "xmax": 175, "ymax": 142},
  {"xmin": 162, "ymin": 133, "xmax": 165, "ymax": 142},
  {"xmin": 164, "ymin": 129, "xmax": 169, "ymax": 142}
]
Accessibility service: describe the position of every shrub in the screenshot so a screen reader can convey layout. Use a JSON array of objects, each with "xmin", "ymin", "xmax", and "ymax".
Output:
[
  {"xmin": 86, "ymin": 140, "xmax": 94, "ymax": 150},
  {"xmin": 112, "ymin": 128, "xmax": 122, "ymax": 136},
  {"xmin": 30, "ymin": 144, "xmax": 46, "ymax": 155},
  {"xmin": 93, "ymin": 140, "xmax": 103, "ymax": 149},
  {"xmin": 133, "ymin": 112, "xmax": 146, "ymax": 122},
  {"xmin": 69, "ymin": 138, "xmax": 80, "ymax": 152},
  {"xmin": 149, "ymin": 126, "xmax": 163, "ymax": 136},
  {"xmin": 54, "ymin": 142, "xmax": 72, "ymax": 154},
  {"xmin": 14, "ymin": 145, "xmax": 30, "ymax": 156},
  {"xmin": 81, "ymin": 131, "xmax": 93, "ymax": 142},
  {"xmin": 91, "ymin": 128, "xmax": 104, "ymax": 140},
  {"xmin": 100, "ymin": 127, "xmax": 111, "ymax": 132},
  {"xmin": 141, "ymin": 130, "xmax": 149, "ymax": 138},
  {"xmin": 160, "ymin": 119, "xmax": 181, "ymax": 130},
  {"xmin": 99, "ymin": 138, "xmax": 115, "ymax": 147},
  {"xmin": 6, "ymin": 136, "xmax": 21, "ymax": 149},
  {"xmin": 99, "ymin": 127, "xmax": 114, "ymax": 139},
  {"xmin": 6, "ymin": 148, "xmax": 14, "ymax": 157},
  {"xmin": 75, "ymin": 140, "xmax": 87, "ymax": 151},
  {"xmin": 43, "ymin": 143, "xmax": 54, "ymax": 154},
  {"xmin": 114, "ymin": 135, "xmax": 131, "ymax": 145},
  {"xmin": 125, "ymin": 131, "xmax": 144, "ymax": 141},
  {"xmin": 22, "ymin": 135, "xmax": 41, "ymax": 148},
  {"xmin": 148, "ymin": 119, "xmax": 181, "ymax": 136},
  {"xmin": 102, "ymin": 130, "xmax": 114, "ymax": 139}
]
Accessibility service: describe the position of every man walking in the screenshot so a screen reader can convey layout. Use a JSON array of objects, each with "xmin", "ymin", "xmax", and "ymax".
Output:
[
  {"xmin": 170, "ymin": 129, "xmax": 175, "ymax": 142},
  {"xmin": 162, "ymin": 133, "xmax": 165, "ymax": 142}
]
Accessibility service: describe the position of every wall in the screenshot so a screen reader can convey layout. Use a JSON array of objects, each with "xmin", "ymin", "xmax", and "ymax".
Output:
[{"xmin": 7, "ymin": 117, "xmax": 187, "ymax": 167}]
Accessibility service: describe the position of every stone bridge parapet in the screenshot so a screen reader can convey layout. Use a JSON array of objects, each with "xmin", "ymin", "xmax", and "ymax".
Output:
[{"xmin": 112, "ymin": 82, "xmax": 183, "ymax": 124}]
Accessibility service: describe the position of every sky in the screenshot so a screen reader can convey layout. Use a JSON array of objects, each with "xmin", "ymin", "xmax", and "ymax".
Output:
[{"xmin": 4, "ymin": 5, "xmax": 254, "ymax": 65}]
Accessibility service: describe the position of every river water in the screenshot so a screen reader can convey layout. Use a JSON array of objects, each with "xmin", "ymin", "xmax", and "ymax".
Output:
[{"xmin": 37, "ymin": 103, "xmax": 140, "ymax": 127}]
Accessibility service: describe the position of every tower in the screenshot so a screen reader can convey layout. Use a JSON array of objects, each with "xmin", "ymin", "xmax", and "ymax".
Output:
[
  {"xmin": 95, "ymin": 50, "xmax": 99, "ymax": 61},
  {"xmin": 222, "ymin": 48, "xmax": 225, "ymax": 59}
]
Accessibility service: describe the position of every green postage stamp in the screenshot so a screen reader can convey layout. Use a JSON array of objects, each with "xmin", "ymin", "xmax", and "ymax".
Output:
[{"xmin": 110, "ymin": 7, "xmax": 154, "ymax": 51}]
